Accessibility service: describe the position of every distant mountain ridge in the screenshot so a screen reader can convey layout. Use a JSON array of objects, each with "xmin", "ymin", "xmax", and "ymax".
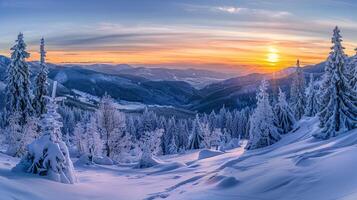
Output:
[
  {"xmin": 75, "ymin": 64, "xmax": 234, "ymax": 89},
  {"xmin": 190, "ymin": 61, "xmax": 327, "ymax": 112},
  {"xmin": 0, "ymin": 54, "xmax": 330, "ymax": 113},
  {"xmin": 0, "ymin": 55, "xmax": 202, "ymax": 110}
]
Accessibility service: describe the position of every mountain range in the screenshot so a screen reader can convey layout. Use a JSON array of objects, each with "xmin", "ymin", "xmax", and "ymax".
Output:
[
  {"xmin": 65, "ymin": 63, "xmax": 234, "ymax": 89},
  {"xmin": 0, "ymin": 55, "xmax": 326, "ymax": 114}
]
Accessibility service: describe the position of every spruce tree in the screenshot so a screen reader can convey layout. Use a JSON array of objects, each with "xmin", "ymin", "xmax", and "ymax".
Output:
[
  {"xmin": 189, "ymin": 115, "xmax": 204, "ymax": 149},
  {"xmin": 5, "ymin": 33, "xmax": 33, "ymax": 125},
  {"xmin": 290, "ymin": 59, "xmax": 306, "ymax": 120},
  {"xmin": 314, "ymin": 27, "xmax": 357, "ymax": 139},
  {"xmin": 274, "ymin": 88, "xmax": 296, "ymax": 134},
  {"xmin": 210, "ymin": 128, "xmax": 222, "ymax": 150},
  {"xmin": 13, "ymin": 82, "xmax": 76, "ymax": 184},
  {"xmin": 305, "ymin": 74, "xmax": 320, "ymax": 117},
  {"xmin": 85, "ymin": 116, "xmax": 103, "ymax": 161},
  {"xmin": 168, "ymin": 136, "xmax": 178, "ymax": 154},
  {"xmin": 33, "ymin": 38, "xmax": 49, "ymax": 117},
  {"xmin": 246, "ymin": 80, "xmax": 280, "ymax": 150}
]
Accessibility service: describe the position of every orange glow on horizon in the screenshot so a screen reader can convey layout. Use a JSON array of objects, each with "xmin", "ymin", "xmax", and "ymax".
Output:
[{"xmin": 16, "ymin": 39, "xmax": 357, "ymax": 74}]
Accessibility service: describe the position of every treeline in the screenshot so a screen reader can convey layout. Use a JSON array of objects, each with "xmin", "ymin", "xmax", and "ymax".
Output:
[{"xmin": 64, "ymin": 96, "xmax": 251, "ymax": 162}]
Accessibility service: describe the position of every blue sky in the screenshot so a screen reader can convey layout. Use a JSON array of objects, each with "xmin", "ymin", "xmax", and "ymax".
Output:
[{"xmin": 0, "ymin": 0, "xmax": 356, "ymax": 73}]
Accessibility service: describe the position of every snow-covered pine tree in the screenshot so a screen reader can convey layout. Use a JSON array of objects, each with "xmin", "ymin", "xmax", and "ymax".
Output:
[
  {"xmin": 237, "ymin": 108, "xmax": 251, "ymax": 139},
  {"xmin": 5, "ymin": 33, "xmax": 33, "ymax": 125},
  {"xmin": 224, "ymin": 111, "xmax": 234, "ymax": 136},
  {"xmin": 9, "ymin": 116, "xmax": 38, "ymax": 157},
  {"xmin": 217, "ymin": 106, "xmax": 227, "ymax": 130},
  {"xmin": 73, "ymin": 121, "xmax": 86, "ymax": 156},
  {"xmin": 6, "ymin": 113, "xmax": 23, "ymax": 156},
  {"xmin": 201, "ymin": 123, "xmax": 212, "ymax": 149},
  {"xmin": 6, "ymin": 116, "xmax": 39, "ymax": 158},
  {"xmin": 176, "ymin": 119, "xmax": 189, "ymax": 150},
  {"xmin": 208, "ymin": 110, "xmax": 217, "ymax": 131},
  {"xmin": 168, "ymin": 136, "xmax": 178, "ymax": 154},
  {"xmin": 188, "ymin": 114, "xmax": 204, "ymax": 149},
  {"xmin": 230, "ymin": 111, "xmax": 240, "ymax": 138},
  {"xmin": 162, "ymin": 117, "xmax": 177, "ymax": 154},
  {"xmin": 246, "ymin": 80, "xmax": 281, "ymax": 150},
  {"xmin": 33, "ymin": 38, "xmax": 49, "ymax": 117},
  {"xmin": 274, "ymin": 88, "xmax": 296, "ymax": 134},
  {"xmin": 109, "ymin": 129, "xmax": 131, "ymax": 161},
  {"xmin": 305, "ymin": 73, "xmax": 320, "ymax": 117},
  {"xmin": 96, "ymin": 93, "xmax": 126, "ymax": 158},
  {"xmin": 210, "ymin": 128, "xmax": 222, "ymax": 150},
  {"xmin": 290, "ymin": 59, "xmax": 306, "ymax": 120},
  {"xmin": 14, "ymin": 82, "xmax": 76, "ymax": 184},
  {"xmin": 221, "ymin": 128, "xmax": 231, "ymax": 146},
  {"xmin": 84, "ymin": 116, "xmax": 103, "ymax": 161},
  {"xmin": 137, "ymin": 129, "xmax": 164, "ymax": 168},
  {"xmin": 58, "ymin": 105, "xmax": 77, "ymax": 138},
  {"xmin": 141, "ymin": 107, "xmax": 158, "ymax": 132},
  {"xmin": 314, "ymin": 27, "xmax": 357, "ymax": 139}
]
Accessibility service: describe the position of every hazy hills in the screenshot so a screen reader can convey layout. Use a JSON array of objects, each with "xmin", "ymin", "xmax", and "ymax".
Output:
[{"xmin": 0, "ymin": 55, "xmax": 326, "ymax": 113}]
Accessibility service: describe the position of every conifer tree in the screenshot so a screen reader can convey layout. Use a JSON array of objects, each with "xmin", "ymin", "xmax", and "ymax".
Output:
[
  {"xmin": 274, "ymin": 88, "xmax": 296, "ymax": 134},
  {"xmin": 137, "ymin": 129, "xmax": 163, "ymax": 168},
  {"xmin": 14, "ymin": 82, "xmax": 76, "ymax": 184},
  {"xmin": 189, "ymin": 115, "xmax": 204, "ymax": 149},
  {"xmin": 290, "ymin": 59, "xmax": 306, "ymax": 120},
  {"xmin": 168, "ymin": 136, "xmax": 178, "ymax": 154},
  {"xmin": 96, "ymin": 94, "xmax": 126, "ymax": 158},
  {"xmin": 74, "ymin": 121, "xmax": 86, "ymax": 156},
  {"xmin": 210, "ymin": 128, "xmax": 222, "ymax": 150},
  {"xmin": 5, "ymin": 33, "xmax": 33, "ymax": 125},
  {"xmin": 246, "ymin": 80, "xmax": 280, "ymax": 150},
  {"xmin": 85, "ymin": 116, "xmax": 103, "ymax": 161},
  {"xmin": 305, "ymin": 74, "xmax": 320, "ymax": 116},
  {"xmin": 315, "ymin": 27, "xmax": 357, "ymax": 139},
  {"xmin": 33, "ymin": 38, "xmax": 49, "ymax": 117},
  {"xmin": 8, "ymin": 116, "xmax": 38, "ymax": 157}
]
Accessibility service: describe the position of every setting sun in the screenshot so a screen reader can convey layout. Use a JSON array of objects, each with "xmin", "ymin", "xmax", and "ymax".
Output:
[{"xmin": 266, "ymin": 47, "xmax": 280, "ymax": 64}]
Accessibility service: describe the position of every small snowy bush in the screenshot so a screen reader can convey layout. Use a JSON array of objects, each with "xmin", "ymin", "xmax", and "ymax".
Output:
[{"xmin": 93, "ymin": 156, "xmax": 114, "ymax": 165}]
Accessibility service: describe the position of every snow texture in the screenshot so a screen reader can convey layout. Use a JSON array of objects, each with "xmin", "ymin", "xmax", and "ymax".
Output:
[{"xmin": 3, "ymin": 117, "xmax": 357, "ymax": 199}]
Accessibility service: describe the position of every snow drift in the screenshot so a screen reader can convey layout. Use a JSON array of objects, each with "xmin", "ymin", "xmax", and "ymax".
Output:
[{"xmin": 2, "ymin": 117, "xmax": 357, "ymax": 199}]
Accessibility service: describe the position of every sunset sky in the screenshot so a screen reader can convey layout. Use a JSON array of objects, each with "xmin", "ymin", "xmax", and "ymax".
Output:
[{"xmin": 0, "ymin": 0, "xmax": 357, "ymax": 73}]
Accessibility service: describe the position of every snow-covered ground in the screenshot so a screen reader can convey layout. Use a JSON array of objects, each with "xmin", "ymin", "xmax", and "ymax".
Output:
[{"xmin": 1, "ymin": 117, "xmax": 357, "ymax": 200}]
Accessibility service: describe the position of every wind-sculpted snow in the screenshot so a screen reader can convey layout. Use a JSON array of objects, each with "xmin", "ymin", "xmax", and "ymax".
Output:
[
  {"xmin": 2, "ymin": 117, "xmax": 357, "ymax": 199},
  {"xmin": 197, "ymin": 149, "xmax": 223, "ymax": 160}
]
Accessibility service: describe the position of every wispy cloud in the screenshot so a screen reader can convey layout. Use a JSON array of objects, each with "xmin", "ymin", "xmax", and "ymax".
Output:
[
  {"xmin": 1, "ymin": 0, "xmax": 356, "ymax": 73},
  {"xmin": 216, "ymin": 6, "xmax": 243, "ymax": 14},
  {"xmin": 214, "ymin": 6, "xmax": 292, "ymax": 18},
  {"xmin": 182, "ymin": 3, "xmax": 292, "ymax": 19}
]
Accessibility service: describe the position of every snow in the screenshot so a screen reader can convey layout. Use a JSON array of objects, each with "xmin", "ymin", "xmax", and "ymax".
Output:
[
  {"xmin": 197, "ymin": 149, "xmax": 223, "ymax": 160},
  {"xmin": 2, "ymin": 117, "xmax": 357, "ymax": 199},
  {"xmin": 93, "ymin": 156, "xmax": 114, "ymax": 165},
  {"xmin": 68, "ymin": 90, "xmax": 177, "ymax": 112}
]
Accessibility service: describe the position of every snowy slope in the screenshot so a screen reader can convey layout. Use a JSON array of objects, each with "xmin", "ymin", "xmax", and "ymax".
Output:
[
  {"xmin": 1, "ymin": 116, "xmax": 357, "ymax": 200},
  {"xmin": 173, "ymin": 117, "xmax": 357, "ymax": 200}
]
